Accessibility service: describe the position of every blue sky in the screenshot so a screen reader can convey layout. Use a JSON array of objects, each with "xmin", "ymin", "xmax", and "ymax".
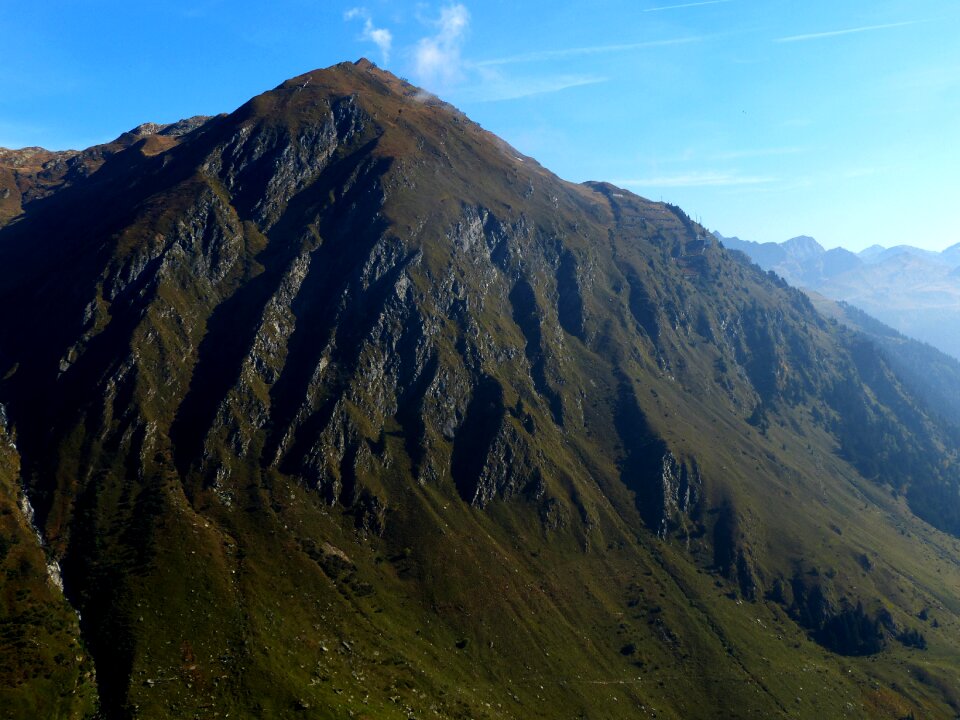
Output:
[{"xmin": 1, "ymin": 1, "xmax": 958, "ymax": 251}]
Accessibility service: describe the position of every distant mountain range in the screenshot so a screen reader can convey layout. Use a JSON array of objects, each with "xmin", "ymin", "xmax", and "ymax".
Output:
[{"xmin": 716, "ymin": 232, "xmax": 960, "ymax": 360}]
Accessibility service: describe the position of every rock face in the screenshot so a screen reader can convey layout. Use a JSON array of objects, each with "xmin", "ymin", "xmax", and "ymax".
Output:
[{"xmin": 1, "ymin": 60, "xmax": 960, "ymax": 718}]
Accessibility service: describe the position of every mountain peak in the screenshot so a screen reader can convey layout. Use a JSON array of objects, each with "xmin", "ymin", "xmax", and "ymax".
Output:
[
  {"xmin": 782, "ymin": 234, "xmax": 824, "ymax": 258},
  {"xmin": 859, "ymin": 243, "xmax": 886, "ymax": 254},
  {"xmin": 277, "ymin": 58, "xmax": 414, "ymax": 97}
]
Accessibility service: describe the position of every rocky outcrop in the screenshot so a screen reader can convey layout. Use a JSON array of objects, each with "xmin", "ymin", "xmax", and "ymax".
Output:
[
  {"xmin": 203, "ymin": 95, "xmax": 366, "ymax": 228},
  {"xmin": 768, "ymin": 572, "xmax": 903, "ymax": 656},
  {"xmin": 654, "ymin": 451, "xmax": 703, "ymax": 539},
  {"xmin": 613, "ymin": 378, "xmax": 703, "ymax": 537}
]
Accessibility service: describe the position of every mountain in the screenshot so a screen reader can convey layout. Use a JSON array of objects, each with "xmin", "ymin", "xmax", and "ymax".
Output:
[
  {"xmin": 858, "ymin": 244, "xmax": 887, "ymax": 262},
  {"xmin": 0, "ymin": 116, "xmax": 210, "ymax": 227},
  {"xmin": 807, "ymin": 292, "xmax": 960, "ymax": 430},
  {"xmin": 943, "ymin": 242, "xmax": 960, "ymax": 267},
  {"xmin": 717, "ymin": 232, "xmax": 960, "ymax": 360},
  {"xmin": 861, "ymin": 245, "xmax": 955, "ymax": 267},
  {"xmin": 719, "ymin": 234, "xmax": 792, "ymax": 268},
  {"xmin": 3, "ymin": 59, "xmax": 960, "ymax": 719}
]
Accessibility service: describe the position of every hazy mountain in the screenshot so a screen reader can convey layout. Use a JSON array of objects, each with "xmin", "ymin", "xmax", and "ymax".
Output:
[
  {"xmin": 858, "ymin": 244, "xmax": 887, "ymax": 261},
  {"xmin": 808, "ymin": 292, "xmax": 960, "ymax": 428},
  {"xmin": 3, "ymin": 60, "xmax": 960, "ymax": 718},
  {"xmin": 862, "ymin": 244, "xmax": 955, "ymax": 266},
  {"xmin": 717, "ymin": 232, "xmax": 960, "ymax": 360}
]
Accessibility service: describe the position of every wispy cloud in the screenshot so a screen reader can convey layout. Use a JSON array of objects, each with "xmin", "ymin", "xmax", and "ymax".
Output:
[
  {"xmin": 461, "ymin": 73, "xmax": 606, "ymax": 102},
  {"xmin": 476, "ymin": 37, "xmax": 702, "ymax": 67},
  {"xmin": 775, "ymin": 20, "xmax": 924, "ymax": 43},
  {"xmin": 614, "ymin": 172, "xmax": 776, "ymax": 188},
  {"xmin": 405, "ymin": 4, "xmax": 603, "ymax": 102},
  {"xmin": 644, "ymin": 0, "xmax": 732, "ymax": 11},
  {"xmin": 345, "ymin": 7, "xmax": 393, "ymax": 62},
  {"xmin": 414, "ymin": 4, "xmax": 471, "ymax": 86}
]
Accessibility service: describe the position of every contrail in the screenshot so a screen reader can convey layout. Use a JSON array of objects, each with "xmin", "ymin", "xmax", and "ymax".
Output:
[
  {"xmin": 644, "ymin": 0, "xmax": 733, "ymax": 12},
  {"xmin": 476, "ymin": 37, "xmax": 701, "ymax": 66},
  {"xmin": 776, "ymin": 20, "xmax": 923, "ymax": 43}
]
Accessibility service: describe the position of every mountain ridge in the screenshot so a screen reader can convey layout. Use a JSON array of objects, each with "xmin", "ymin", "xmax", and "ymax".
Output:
[
  {"xmin": 0, "ymin": 115, "xmax": 212, "ymax": 228},
  {"xmin": 717, "ymin": 231, "xmax": 960, "ymax": 360}
]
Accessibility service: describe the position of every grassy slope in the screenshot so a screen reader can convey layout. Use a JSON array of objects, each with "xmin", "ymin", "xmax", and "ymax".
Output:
[{"xmin": 0, "ymin": 422, "xmax": 97, "ymax": 718}]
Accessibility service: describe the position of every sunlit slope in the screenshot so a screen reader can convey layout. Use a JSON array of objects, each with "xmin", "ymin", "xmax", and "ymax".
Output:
[{"xmin": 1, "ymin": 60, "xmax": 960, "ymax": 718}]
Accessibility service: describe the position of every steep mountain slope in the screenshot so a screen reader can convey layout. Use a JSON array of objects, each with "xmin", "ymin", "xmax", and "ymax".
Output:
[
  {"xmin": 0, "ymin": 413, "xmax": 97, "ymax": 719},
  {"xmin": 821, "ymin": 255, "xmax": 960, "ymax": 361},
  {"xmin": 2, "ymin": 60, "xmax": 960, "ymax": 719},
  {"xmin": 718, "ymin": 232, "xmax": 960, "ymax": 361},
  {"xmin": 808, "ymin": 293, "xmax": 960, "ymax": 427}
]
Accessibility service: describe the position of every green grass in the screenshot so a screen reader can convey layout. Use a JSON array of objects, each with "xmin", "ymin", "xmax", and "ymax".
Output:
[{"xmin": 0, "ymin": 428, "xmax": 98, "ymax": 719}]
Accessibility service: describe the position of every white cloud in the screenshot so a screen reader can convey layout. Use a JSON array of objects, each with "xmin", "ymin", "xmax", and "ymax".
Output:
[
  {"xmin": 365, "ymin": 25, "xmax": 393, "ymax": 59},
  {"xmin": 462, "ymin": 73, "xmax": 606, "ymax": 102},
  {"xmin": 344, "ymin": 7, "xmax": 393, "ymax": 62},
  {"xmin": 407, "ymin": 4, "xmax": 601, "ymax": 102},
  {"xmin": 414, "ymin": 4, "xmax": 471, "ymax": 86}
]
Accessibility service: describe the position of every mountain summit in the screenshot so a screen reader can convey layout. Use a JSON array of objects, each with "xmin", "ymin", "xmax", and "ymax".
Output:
[{"xmin": 3, "ymin": 60, "xmax": 960, "ymax": 718}]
